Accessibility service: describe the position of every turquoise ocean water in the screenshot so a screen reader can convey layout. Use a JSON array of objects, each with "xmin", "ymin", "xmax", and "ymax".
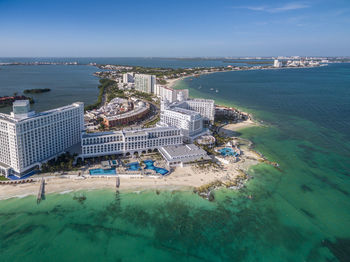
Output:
[{"xmin": 0, "ymin": 61, "xmax": 349, "ymax": 261}]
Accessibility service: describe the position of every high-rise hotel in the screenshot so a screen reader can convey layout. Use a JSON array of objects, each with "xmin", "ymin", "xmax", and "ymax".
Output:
[
  {"xmin": 0, "ymin": 100, "xmax": 84, "ymax": 177},
  {"xmin": 134, "ymin": 74, "xmax": 156, "ymax": 94}
]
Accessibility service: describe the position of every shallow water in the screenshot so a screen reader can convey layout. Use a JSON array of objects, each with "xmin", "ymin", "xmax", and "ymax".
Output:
[{"xmin": 1, "ymin": 63, "xmax": 350, "ymax": 261}]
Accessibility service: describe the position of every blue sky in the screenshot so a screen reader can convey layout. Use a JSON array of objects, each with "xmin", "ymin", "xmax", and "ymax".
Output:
[{"xmin": 0, "ymin": 0, "xmax": 349, "ymax": 57}]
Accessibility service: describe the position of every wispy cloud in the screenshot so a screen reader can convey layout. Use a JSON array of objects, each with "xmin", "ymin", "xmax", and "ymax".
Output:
[{"xmin": 236, "ymin": 2, "xmax": 310, "ymax": 13}]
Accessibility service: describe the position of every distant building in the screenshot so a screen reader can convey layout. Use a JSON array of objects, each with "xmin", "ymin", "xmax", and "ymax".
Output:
[
  {"xmin": 134, "ymin": 74, "xmax": 156, "ymax": 94},
  {"xmin": 123, "ymin": 73, "xmax": 134, "ymax": 84},
  {"xmin": 0, "ymin": 101, "xmax": 84, "ymax": 177},
  {"xmin": 273, "ymin": 59, "xmax": 282, "ymax": 68}
]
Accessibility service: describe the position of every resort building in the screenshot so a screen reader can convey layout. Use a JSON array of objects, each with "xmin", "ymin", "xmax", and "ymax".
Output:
[
  {"xmin": 155, "ymin": 85, "xmax": 189, "ymax": 103},
  {"xmin": 80, "ymin": 126, "xmax": 183, "ymax": 158},
  {"xmin": 273, "ymin": 59, "xmax": 283, "ymax": 68},
  {"xmin": 171, "ymin": 98, "xmax": 215, "ymax": 124},
  {"xmin": 159, "ymin": 102, "xmax": 203, "ymax": 142},
  {"xmin": 0, "ymin": 100, "xmax": 84, "ymax": 177},
  {"xmin": 158, "ymin": 97, "xmax": 214, "ymax": 142},
  {"xmin": 215, "ymin": 105, "xmax": 249, "ymax": 121},
  {"xmin": 134, "ymin": 74, "xmax": 156, "ymax": 94},
  {"xmin": 102, "ymin": 100, "xmax": 150, "ymax": 128},
  {"xmin": 123, "ymin": 73, "xmax": 134, "ymax": 84},
  {"xmin": 159, "ymin": 144, "xmax": 211, "ymax": 167}
]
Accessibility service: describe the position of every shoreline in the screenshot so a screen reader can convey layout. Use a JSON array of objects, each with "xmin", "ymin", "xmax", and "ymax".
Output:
[{"xmin": 165, "ymin": 64, "xmax": 326, "ymax": 90}]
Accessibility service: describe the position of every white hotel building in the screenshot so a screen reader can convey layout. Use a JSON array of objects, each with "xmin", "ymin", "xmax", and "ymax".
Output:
[
  {"xmin": 159, "ymin": 106, "xmax": 203, "ymax": 142},
  {"xmin": 80, "ymin": 126, "xmax": 182, "ymax": 158},
  {"xmin": 134, "ymin": 74, "xmax": 156, "ymax": 94},
  {"xmin": 175, "ymin": 98, "xmax": 215, "ymax": 123},
  {"xmin": 154, "ymin": 85, "xmax": 189, "ymax": 103},
  {"xmin": 158, "ymin": 97, "xmax": 214, "ymax": 142},
  {"xmin": 0, "ymin": 101, "xmax": 84, "ymax": 177}
]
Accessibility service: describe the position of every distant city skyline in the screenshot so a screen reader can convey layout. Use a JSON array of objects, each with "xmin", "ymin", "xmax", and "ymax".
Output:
[{"xmin": 0, "ymin": 0, "xmax": 349, "ymax": 57}]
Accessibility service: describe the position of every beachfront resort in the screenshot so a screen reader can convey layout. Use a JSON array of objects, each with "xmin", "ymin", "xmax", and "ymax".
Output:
[{"xmin": 0, "ymin": 72, "xmax": 260, "ymax": 197}]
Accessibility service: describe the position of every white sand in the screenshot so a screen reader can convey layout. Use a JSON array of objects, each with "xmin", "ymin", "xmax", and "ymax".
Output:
[{"xmin": 219, "ymin": 119, "xmax": 258, "ymax": 136}]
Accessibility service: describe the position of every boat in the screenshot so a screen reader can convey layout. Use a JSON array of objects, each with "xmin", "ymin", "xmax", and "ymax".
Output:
[
  {"xmin": 198, "ymin": 85, "xmax": 202, "ymax": 89},
  {"xmin": 210, "ymin": 88, "xmax": 214, "ymax": 91},
  {"xmin": 216, "ymin": 89, "xmax": 219, "ymax": 93}
]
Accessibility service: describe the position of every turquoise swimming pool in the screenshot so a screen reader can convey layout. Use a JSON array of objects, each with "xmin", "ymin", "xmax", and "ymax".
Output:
[
  {"xmin": 144, "ymin": 160, "xmax": 169, "ymax": 175},
  {"xmin": 89, "ymin": 168, "xmax": 116, "ymax": 175},
  {"xmin": 127, "ymin": 162, "xmax": 141, "ymax": 171},
  {"xmin": 219, "ymin": 147, "xmax": 238, "ymax": 157}
]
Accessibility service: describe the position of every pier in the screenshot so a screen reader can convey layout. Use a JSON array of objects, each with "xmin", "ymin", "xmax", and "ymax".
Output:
[
  {"xmin": 37, "ymin": 178, "xmax": 45, "ymax": 203},
  {"xmin": 116, "ymin": 176, "xmax": 120, "ymax": 188}
]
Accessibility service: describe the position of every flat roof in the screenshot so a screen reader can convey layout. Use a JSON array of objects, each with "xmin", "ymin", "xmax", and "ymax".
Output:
[
  {"xmin": 82, "ymin": 126, "xmax": 180, "ymax": 138},
  {"xmin": 160, "ymin": 144, "xmax": 207, "ymax": 158},
  {"xmin": 0, "ymin": 102, "xmax": 83, "ymax": 123},
  {"xmin": 168, "ymin": 107, "xmax": 200, "ymax": 116},
  {"xmin": 13, "ymin": 100, "xmax": 29, "ymax": 106}
]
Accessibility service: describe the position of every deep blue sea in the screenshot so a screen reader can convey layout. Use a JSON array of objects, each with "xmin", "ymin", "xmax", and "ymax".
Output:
[{"xmin": 0, "ymin": 59, "xmax": 349, "ymax": 262}]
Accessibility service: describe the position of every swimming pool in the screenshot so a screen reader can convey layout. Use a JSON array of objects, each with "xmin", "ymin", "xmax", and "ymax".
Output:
[
  {"xmin": 144, "ymin": 160, "xmax": 169, "ymax": 175},
  {"xmin": 8, "ymin": 170, "xmax": 37, "ymax": 180},
  {"xmin": 89, "ymin": 168, "xmax": 116, "ymax": 175},
  {"xmin": 127, "ymin": 162, "xmax": 141, "ymax": 171},
  {"xmin": 218, "ymin": 147, "xmax": 238, "ymax": 157}
]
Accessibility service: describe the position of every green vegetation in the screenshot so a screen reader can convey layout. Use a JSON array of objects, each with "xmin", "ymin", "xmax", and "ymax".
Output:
[
  {"xmin": 143, "ymin": 116, "xmax": 160, "ymax": 128},
  {"xmin": 41, "ymin": 152, "xmax": 78, "ymax": 173},
  {"xmin": 28, "ymin": 97, "xmax": 35, "ymax": 104},
  {"xmin": 202, "ymin": 144, "xmax": 217, "ymax": 155},
  {"xmin": 97, "ymin": 117, "xmax": 107, "ymax": 131},
  {"xmin": 213, "ymin": 132, "xmax": 231, "ymax": 146},
  {"xmin": 133, "ymin": 91, "xmax": 154, "ymax": 102},
  {"xmin": 23, "ymin": 88, "xmax": 51, "ymax": 94},
  {"xmin": 85, "ymin": 79, "xmax": 115, "ymax": 111},
  {"xmin": 157, "ymin": 79, "xmax": 167, "ymax": 85},
  {"xmin": 0, "ymin": 94, "xmax": 35, "ymax": 107},
  {"xmin": 0, "ymin": 176, "xmax": 9, "ymax": 181},
  {"xmin": 107, "ymin": 86, "xmax": 127, "ymax": 102},
  {"xmin": 119, "ymin": 65, "xmax": 226, "ymax": 79}
]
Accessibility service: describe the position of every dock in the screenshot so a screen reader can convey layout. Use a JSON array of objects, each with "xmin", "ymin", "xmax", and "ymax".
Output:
[
  {"xmin": 37, "ymin": 178, "xmax": 45, "ymax": 203},
  {"xmin": 116, "ymin": 176, "xmax": 120, "ymax": 188}
]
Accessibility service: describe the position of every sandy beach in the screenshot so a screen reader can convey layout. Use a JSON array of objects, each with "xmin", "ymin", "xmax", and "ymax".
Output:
[
  {"xmin": 219, "ymin": 118, "xmax": 258, "ymax": 135},
  {"xmin": 0, "ymin": 154, "xmax": 261, "ymax": 200}
]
